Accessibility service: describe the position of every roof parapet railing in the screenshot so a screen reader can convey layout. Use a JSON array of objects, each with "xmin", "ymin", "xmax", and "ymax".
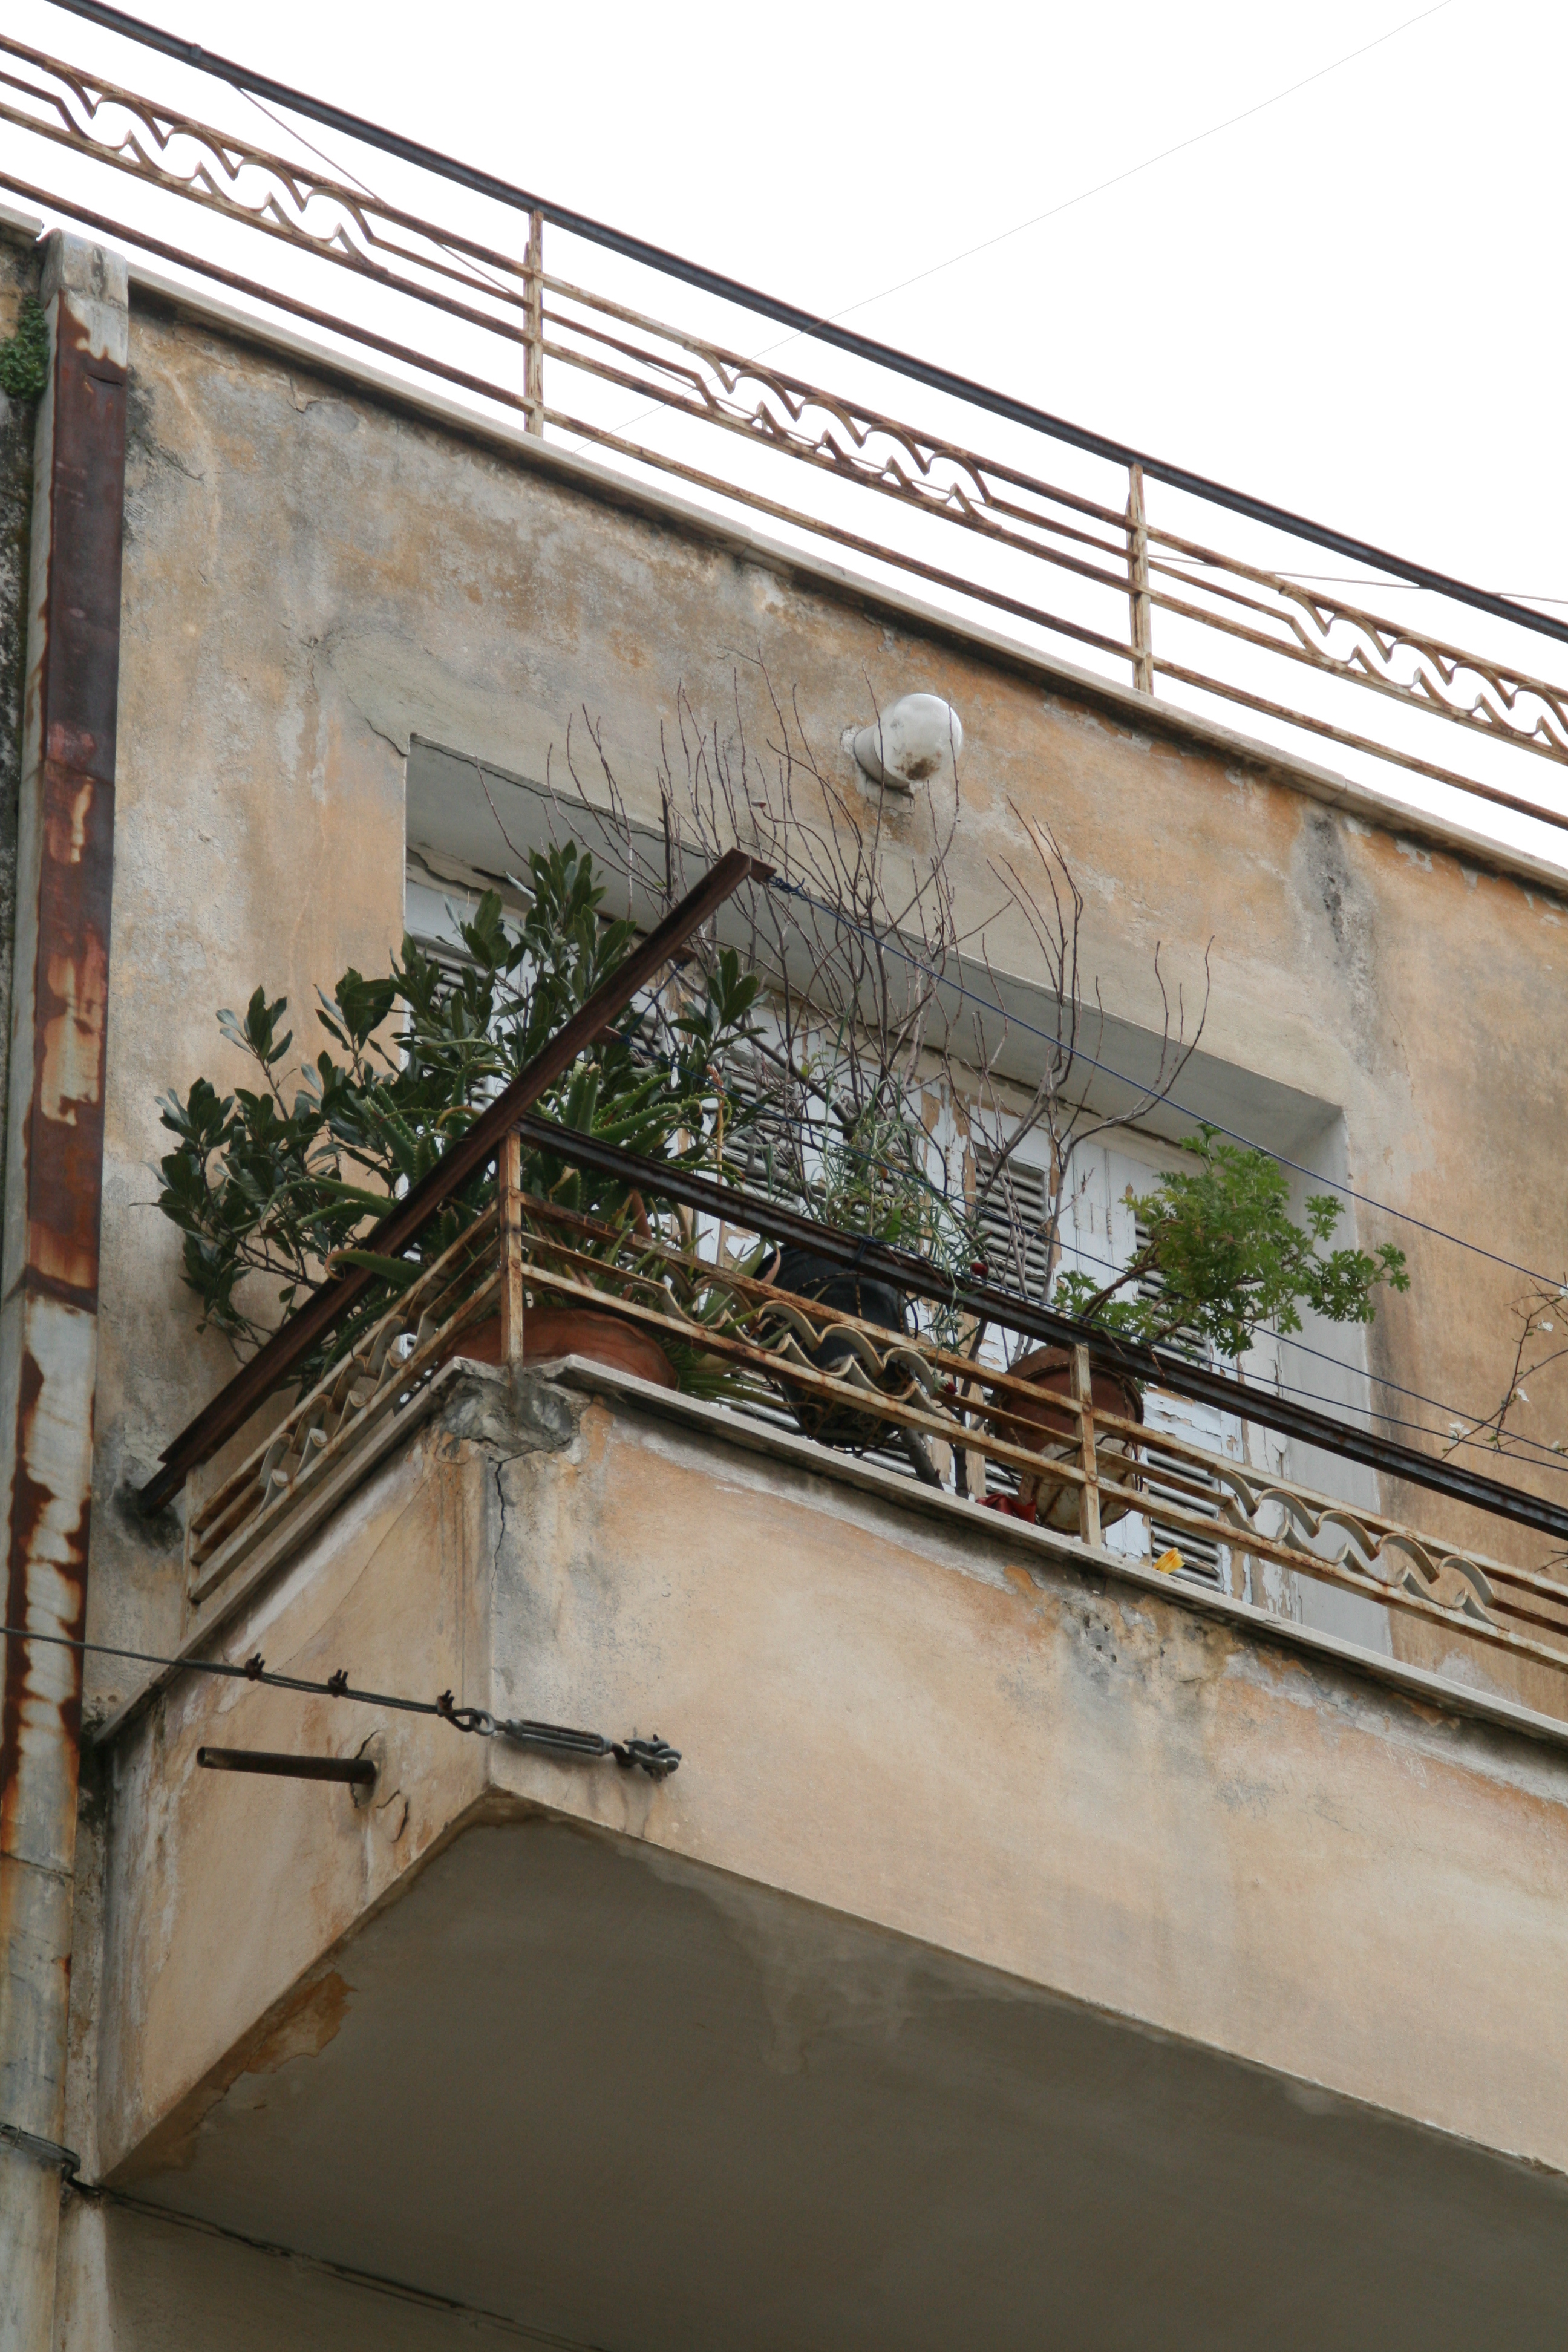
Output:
[{"xmin": 4, "ymin": 15, "xmax": 1568, "ymax": 838}]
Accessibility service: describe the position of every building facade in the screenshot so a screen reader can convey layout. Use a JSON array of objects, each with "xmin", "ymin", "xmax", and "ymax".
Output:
[{"xmin": 2, "ymin": 165, "xmax": 1568, "ymax": 2349}]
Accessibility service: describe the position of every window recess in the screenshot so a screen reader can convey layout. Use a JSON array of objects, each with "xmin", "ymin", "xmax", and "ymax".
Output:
[{"xmin": 972, "ymin": 1136, "xmax": 1285, "ymax": 1597}]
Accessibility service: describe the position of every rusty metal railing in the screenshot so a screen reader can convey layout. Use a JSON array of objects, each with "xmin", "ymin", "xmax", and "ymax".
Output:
[
  {"xmin": 136, "ymin": 846, "xmax": 763, "ymax": 1513},
  {"xmin": 179, "ymin": 1126, "xmax": 1568, "ymax": 1691},
  {"xmin": 3, "ymin": 21, "xmax": 1568, "ymax": 836}
]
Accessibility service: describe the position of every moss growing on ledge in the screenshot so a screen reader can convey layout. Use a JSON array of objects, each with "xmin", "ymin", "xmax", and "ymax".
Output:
[{"xmin": 0, "ymin": 296, "xmax": 48, "ymax": 402}]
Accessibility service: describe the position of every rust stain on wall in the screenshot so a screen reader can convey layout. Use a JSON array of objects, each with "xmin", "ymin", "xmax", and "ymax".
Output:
[
  {"xmin": 241, "ymin": 1968, "xmax": 353, "ymax": 2073},
  {"xmin": 112, "ymin": 1967, "xmax": 355, "ymax": 2185},
  {"xmin": 1, "ymin": 270, "xmax": 125, "ymax": 1892},
  {"xmin": 0, "ymin": 1350, "xmax": 91, "ymax": 1854}
]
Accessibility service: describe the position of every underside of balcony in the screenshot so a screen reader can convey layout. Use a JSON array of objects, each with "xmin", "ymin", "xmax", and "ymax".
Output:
[
  {"xmin": 87, "ymin": 1358, "xmax": 1568, "ymax": 2347},
  {"xmin": 105, "ymin": 1803, "xmax": 1568, "ymax": 2352}
]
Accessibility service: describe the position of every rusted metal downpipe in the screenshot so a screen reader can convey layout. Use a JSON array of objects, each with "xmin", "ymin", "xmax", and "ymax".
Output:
[{"xmin": 0, "ymin": 231, "xmax": 126, "ymax": 2350}]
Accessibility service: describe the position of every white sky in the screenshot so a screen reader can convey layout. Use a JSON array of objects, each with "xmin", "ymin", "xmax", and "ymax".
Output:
[{"xmin": 6, "ymin": 0, "xmax": 1567, "ymax": 860}]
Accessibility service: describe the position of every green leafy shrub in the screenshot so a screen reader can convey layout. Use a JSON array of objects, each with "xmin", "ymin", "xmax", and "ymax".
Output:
[
  {"xmin": 0, "ymin": 296, "xmax": 48, "ymax": 402},
  {"xmin": 156, "ymin": 843, "xmax": 760, "ymax": 1374},
  {"xmin": 1053, "ymin": 1125, "xmax": 1409, "ymax": 1360}
]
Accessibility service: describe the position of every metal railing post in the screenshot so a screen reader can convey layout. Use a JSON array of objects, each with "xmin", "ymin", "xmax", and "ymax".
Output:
[
  {"xmin": 499, "ymin": 1129, "xmax": 525, "ymax": 1364},
  {"xmin": 1126, "ymin": 462, "xmax": 1154, "ymax": 693},
  {"xmin": 1072, "ymin": 1345, "xmax": 1102, "ymax": 1547},
  {"xmin": 524, "ymin": 208, "xmax": 544, "ymax": 435}
]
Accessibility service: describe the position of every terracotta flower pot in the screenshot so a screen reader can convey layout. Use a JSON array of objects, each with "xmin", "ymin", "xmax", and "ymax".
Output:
[
  {"xmin": 443, "ymin": 1304, "xmax": 676, "ymax": 1390},
  {"xmin": 984, "ymin": 1345, "xmax": 1143, "ymax": 1532}
]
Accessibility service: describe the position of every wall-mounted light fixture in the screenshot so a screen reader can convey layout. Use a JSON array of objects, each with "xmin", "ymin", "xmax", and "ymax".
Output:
[{"xmin": 851, "ymin": 693, "xmax": 963, "ymax": 793}]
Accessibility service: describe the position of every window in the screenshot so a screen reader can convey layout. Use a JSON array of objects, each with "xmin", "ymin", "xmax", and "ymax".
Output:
[{"xmin": 973, "ymin": 1132, "xmax": 1285, "ymax": 1595}]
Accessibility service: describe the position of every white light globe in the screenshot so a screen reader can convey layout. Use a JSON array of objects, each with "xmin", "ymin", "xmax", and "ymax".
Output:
[{"xmin": 851, "ymin": 694, "xmax": 963, "ymax": 792}]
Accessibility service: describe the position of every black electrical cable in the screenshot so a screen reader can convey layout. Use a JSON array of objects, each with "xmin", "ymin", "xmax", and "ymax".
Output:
[
  {"xmin": 517, "ymin": 988, "xmax": 1561, "ymax": 1468},
  {"xmin": 215, "ymin": 901, "xmax": 1554, "ymax": 1477},
  {"xmin": 762, "ymin": 873, "xmax": 1567, "ymax": 1291},
  {"xmin": 39, "ymin": 0, "xmax": 1568, "ymax": 655},
  {"xmin": 1010, "ymin": 1220, "xmax": 1566, "ymax": 1473},
  {"xmin": 221, "ymin": 976, "xmax": 1538, "ymax": 1478},
  {"xmin": 707, "ymin": 1088, "xmax": 1568, "ymax": 1480}
]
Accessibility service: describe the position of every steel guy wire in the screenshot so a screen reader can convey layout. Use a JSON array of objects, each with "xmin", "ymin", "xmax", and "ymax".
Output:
[{"xmin": 0, "ymin": 1627, "xmax": 680, "ymax": 1776}]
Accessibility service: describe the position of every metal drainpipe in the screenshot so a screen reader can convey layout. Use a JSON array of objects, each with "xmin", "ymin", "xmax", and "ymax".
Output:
[{"xmin": 0, "ymin": 230, "xmax": 127, "ymax": 2351}]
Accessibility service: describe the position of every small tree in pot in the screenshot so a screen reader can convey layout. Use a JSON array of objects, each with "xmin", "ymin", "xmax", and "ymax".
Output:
[
  {"xmin": 154, "ymin": 841, "xmax": 763, "ymax": 1392},
  {"xmin": 989, "ymin": 1126, "xmax": 1411, "ymax": 1530},
  {"xmin": 1053, "ymin": 1124, "xmax": 1410, "ymax": 1356}
]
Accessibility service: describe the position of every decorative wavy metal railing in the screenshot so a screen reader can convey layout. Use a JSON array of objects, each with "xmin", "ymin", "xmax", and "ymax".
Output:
[
  {"xmin": 181, "ymin": 1137, "xmax": 1568, "ymax": 1691},
  {"xmin": 2, "ymin": 25, "xmax": 1567, "ymax": 835},
  {"xmin": 185, "ymin": 1206, "xmax": 500, "ymax": 1603}
]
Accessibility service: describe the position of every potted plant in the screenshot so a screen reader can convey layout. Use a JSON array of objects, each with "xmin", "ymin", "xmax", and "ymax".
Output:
[
  {"xmin": 558, "ymin": 672, "xmax": 1215, "ymax": 1476},
  {"xmin": 987, "ymin": 1125, "xmax": 1410, "ymax": 1530},
  {"xmin": 155, "ymin": 841, "xmax": 763, "ymax": 1394},
  {"xmin": 757, "ymin": 1094, "xmax": 981, "ymax": 1463}
]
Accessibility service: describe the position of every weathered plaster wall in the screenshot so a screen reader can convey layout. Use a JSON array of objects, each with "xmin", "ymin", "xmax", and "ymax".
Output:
[
  {"xmin": 94, "ymin": 1376, "xmax": 1568, "ymax": 2195},
  {"xmin": 91, "ymin": 288, "xmax": 1567, "ymax": 1737}
]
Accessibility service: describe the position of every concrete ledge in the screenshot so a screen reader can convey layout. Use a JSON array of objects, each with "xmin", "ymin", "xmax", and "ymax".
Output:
[
  {"xmin": 89, "ymin": 1358, "xmax": 481, "ymax": 1751},
  {"xmin": 93, "ymin": 1352, "xmax": 1568, "ymax": 1766},
  {"xmin": 542, "ymin": 1354, "xmax": 1568, "ymax": 1763},
  {"xmin": 0, "ymin": 198, "xmax": 45, "ymax": 247}
]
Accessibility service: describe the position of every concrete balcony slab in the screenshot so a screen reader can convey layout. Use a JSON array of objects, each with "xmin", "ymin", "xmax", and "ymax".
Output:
[{"xmin": 89, "ymin": 1365, "xmax": 1568, "ymax": 2346}]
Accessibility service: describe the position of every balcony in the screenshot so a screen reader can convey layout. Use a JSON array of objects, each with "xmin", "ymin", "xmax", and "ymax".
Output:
[
  {"xmin": 6, "ymin": 27, "xmax": 1567, "ymax": 2339},
  {"xmin": 85, "ymin": 1114, "xmax": 1568, "ymax": 2347}
]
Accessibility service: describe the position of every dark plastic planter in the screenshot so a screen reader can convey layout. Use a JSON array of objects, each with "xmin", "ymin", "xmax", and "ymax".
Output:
[{"xmin": 766, "ymin": 1245, "xmax": 910, "ymax": 1447}]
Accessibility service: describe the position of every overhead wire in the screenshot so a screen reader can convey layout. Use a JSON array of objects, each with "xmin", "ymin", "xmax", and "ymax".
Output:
[
  {"xmin": 1016, "ymin": 1222, "xmax": 1563, "ymax": 1476},
  {"xmin": 566, "ymin": 2, "xmax": 1457, "ymax": 448},
  {"xmin": 702, "ymin": 1075, "xmax": 1567, "ymax": 1481},
  {"xmin": 43, "ymin": 0, "xmax": 1563, "ymax": 658},
  {"xmin": 761, "ymin": 872, "xmax": 1566, "ymax": 1292},
  {"xmin": 715, "ymin": 4, "xmax": 1458, "ymax": 353}
]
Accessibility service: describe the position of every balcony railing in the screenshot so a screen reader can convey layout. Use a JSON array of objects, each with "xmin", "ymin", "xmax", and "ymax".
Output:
[
  {"xmin": 4, "ymin": 17, "xmax": 1568, "ymax": 841},
  {"xmin": 176, "ymin": 1117, "xmax": 1568, "ymax": 1694}
]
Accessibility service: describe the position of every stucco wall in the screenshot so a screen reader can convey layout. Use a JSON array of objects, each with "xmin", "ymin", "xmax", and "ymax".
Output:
[
  {"xmin": 94, "ymin": 1373, "xmax": 1568, "ymax": 2194},
  {"xmin": 89, "ymin": 285, "xmax": 1568, "ymax": 1736}
]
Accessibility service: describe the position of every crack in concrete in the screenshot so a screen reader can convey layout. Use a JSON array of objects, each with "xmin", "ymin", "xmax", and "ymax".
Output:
[{"xmin": 493, "ymin": 1452, "xmax": 510, "ymax": 1581}]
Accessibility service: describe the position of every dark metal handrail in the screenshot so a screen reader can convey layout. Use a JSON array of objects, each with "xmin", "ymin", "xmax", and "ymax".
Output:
[
  {"xmin": 505, "ymin": 1114, "xmax": 1568, "ymax": 1547},
  {"xmin": 137, "ymin": 847, "xmax": 765, "ymax": 1512}
]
